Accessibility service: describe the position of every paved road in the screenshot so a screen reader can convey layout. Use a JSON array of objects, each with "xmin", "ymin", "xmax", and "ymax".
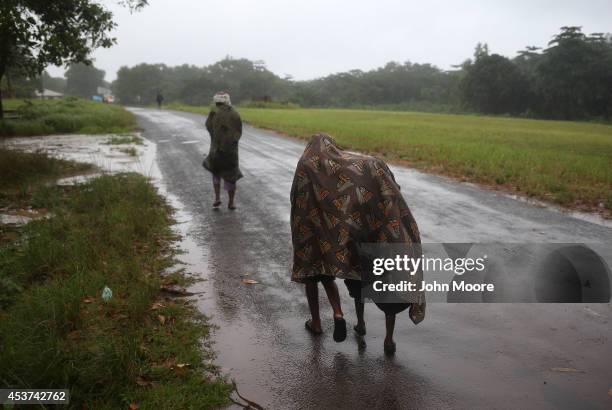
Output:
[{"xmin": 130, "ymin": 107, "xmax": 612, "ymax": 410}]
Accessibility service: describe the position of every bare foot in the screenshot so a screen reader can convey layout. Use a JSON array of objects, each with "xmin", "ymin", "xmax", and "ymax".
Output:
[{"xmin": 305, "ymin": 319, "xmax": 322, "ymax": 335}]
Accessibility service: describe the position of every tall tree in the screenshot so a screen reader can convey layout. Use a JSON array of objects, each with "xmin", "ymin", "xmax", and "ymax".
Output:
[
  {"xmin": 113, "ymin": 63, "xmax": 166, "ymax": 105},
  {"xmin": 65, "ymin": 63, "xmax": 105, "ymax": 98},
  {"xmin": 460, "ymin": 51, "xmax": 529, "ymax": 115},
  {"xmin": 537, "ymin": 26, "xmax": 612, "ymax": 119},
  {"xmin": 0, "ymin": 0, "xmax": 147, "ymax": 118},
  {"xmin": 41, "ymin": 70, "xmax": 67, "ymax": 93}
]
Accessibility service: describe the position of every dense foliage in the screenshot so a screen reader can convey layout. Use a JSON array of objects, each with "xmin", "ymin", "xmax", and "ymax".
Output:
[
  {"xmin": 65, "ymin": 63, "xmax": 106, "ymax": 98},
  {"xmin": 110, "ymin": 26, "xmax": 612, "ymax": 120},
  {"xmin": 0, "ymin": 0, "xmax": 147, "ymax": 117}
]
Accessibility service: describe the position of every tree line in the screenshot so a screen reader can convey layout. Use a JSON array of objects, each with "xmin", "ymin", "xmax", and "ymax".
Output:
[{"xmin": 7, "ymin": 26, "xmax": 612, "ymax": 121}]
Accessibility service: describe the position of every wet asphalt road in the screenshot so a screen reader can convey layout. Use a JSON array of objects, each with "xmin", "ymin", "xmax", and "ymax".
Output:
[{"xmin": 130, "ymin": 107, "xmax": 612, "ymax": 410}]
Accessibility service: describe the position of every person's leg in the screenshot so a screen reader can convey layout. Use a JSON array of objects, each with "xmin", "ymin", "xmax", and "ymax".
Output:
[
  {"xmin": 345, "ymin": 279, "xmax": 366, "ymax": 335},
  {"xmin": 354, "ymin": 299, "xmax": 366, "ymax": 335},
  {"xmin": 321, "ymin": 280, "xmax": 343, "ymax": 319},
  {"xmin": 322, "ymin": 279, "xmax": 346, "ymax": 342},
  {"xmin": 305, "ymin": 281, "xmax": 322, "ymax": 333},
  {"xmin": 384, "ymin": 312, "xmax": 397, "ymax": 354},
  {"xmin": 212, "ymin": 175, "xmax": 221, "ymax": 207},
  {"xmin": 225, "ymin": 180, "xmax": 236, "ymax": 209}
]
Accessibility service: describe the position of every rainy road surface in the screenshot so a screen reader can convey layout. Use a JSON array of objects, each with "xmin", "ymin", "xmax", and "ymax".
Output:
[{"xmin": 130, "ymin": 107, "xmax": 612, "ymax": 410}]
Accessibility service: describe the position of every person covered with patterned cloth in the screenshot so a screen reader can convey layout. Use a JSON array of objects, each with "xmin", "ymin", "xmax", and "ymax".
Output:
[
  {"xmin": 202, "ymin": 91, "xmax": 243, "ymax": 210},
  {"xmin": 290, "ymin": 134, "xmax": 425, "ymax": 354}
]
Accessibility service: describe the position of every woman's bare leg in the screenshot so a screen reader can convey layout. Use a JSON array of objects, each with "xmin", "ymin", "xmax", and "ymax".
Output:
[
  {"xmin": 384, "ymin": 313, "xmax": 396, "ymax": 354},
  {"xmin": 385, "ymin": 313, "xmax": 396, "ymax": 343},
  {"xmin": 228, "ymin": 189, "xmax": 236, "ymax": 209},
  {"xmin": 213, "ymin": 182, "xmax": 221, "ymax": 206},
  {"xmin": 305, "ymin": 282, "xmax": 322, "ymax": 332},
  {"xmin": 322, "ymin": 280, "xmax": 346, "ymax": 342},
  {"xmin": 354, "ymin": 299, "xmax": 366, "ymax": 334},
  {"xmin": 322, "ymin": 280, "xmax": 343, "ymax": 318}
]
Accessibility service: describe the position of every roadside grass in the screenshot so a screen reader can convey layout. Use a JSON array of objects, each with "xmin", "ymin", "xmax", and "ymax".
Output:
[
  {"xmin": 0, "ymin": 148, "xmax": 93, "ymax": 203},
  {"xmin": 239, "ymin": 100, "xmax": 300, "ymax": 109},
  {"xmin": 170, "ymin": 104, "xmax": 612, "ymax": 213},
  {"xmin": 0, "ymin": 97, "xmax": 137, "ymax": 137},
  {"xmin": 0, "ymin": 162, "xmax": 231, "ymax": 408}
]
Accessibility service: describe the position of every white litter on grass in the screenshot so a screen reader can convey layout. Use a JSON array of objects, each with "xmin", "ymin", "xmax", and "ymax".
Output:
[{"xmin": 181, "ymin": 140, "xmax": 201, "ymax": 144}]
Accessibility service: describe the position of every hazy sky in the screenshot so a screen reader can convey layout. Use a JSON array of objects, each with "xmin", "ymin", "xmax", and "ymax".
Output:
[{"xmin": 47, "ymin": 0, "xmax": 612, "ymax": 82}]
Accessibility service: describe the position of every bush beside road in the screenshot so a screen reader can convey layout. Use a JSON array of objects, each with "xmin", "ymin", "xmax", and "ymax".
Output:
[{"xmin": 0, "ymin": 97, "xmax": 136, "ymax": 137}]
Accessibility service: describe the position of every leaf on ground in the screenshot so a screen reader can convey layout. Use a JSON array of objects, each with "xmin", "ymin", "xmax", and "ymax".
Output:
[
  {"xmin": 549, "ymin": 367, "xmax": 584, "ymax": 373},
  {"xmin": 82, "ymin": 296, "xmax": 95, "ymax": 303},
  {"xmin": 135, "ymin": 375, "xmax": 153, "ymax": 387},
  {"xmin": 175, "ymin": 363, "xmax": 190, "ymax": 369},
  {"xmin": 158, "ymin": 315, "xmax": 166, "ymax": 325},
  {"xmin": 67, "ymin": 330, "xmax": 81, "ymax": 340},
  {"xmin": 160, "ymin": 284, "xmax": 194, "ymax": 296},
  {"xmin": 110, "ymin": 312, "xmax": 129, "ymax": 321},
  {"xmin": 128, "ymin": 403, "xmax": 139, "ymax": 410},
  {"xmin": 242, "ymin": 278, "xmax": 259, "ymax": 285},
  {"xmin": 150, "ymin": 301, "xmax": 165, "ymax": 310}
]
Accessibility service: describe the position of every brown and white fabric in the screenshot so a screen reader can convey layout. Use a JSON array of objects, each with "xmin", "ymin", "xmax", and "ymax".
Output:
[{"xmin": 291, "ymin": 134, "xmax": 422, "ymax": 280}]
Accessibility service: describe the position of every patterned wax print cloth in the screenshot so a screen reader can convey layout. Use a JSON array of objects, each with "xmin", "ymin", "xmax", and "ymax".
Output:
[{"xmin": 290, "ymin": 134, "xmax": 425, "ymax": 323}]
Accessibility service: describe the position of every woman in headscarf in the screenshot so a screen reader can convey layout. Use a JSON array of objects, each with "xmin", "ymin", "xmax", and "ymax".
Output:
[
  {"xmin": 290, "ymin": 134, "xmax": 425, "ymax": 354},
  {"xmin": 202, "ymin": 92, "xmax": 243, "ymax": 210}
]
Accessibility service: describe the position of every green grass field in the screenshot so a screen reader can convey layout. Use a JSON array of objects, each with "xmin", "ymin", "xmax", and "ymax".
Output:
[
  {"xmin": 171, "ymin": 104, "xmax": 612, "ymax": 212},
  {"xmin": 0, "ymin": 97, "xmax": 136, "ymax": 136}
]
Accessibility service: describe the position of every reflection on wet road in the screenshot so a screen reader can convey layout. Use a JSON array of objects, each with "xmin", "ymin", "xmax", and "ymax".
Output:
[{"xmin": 130, "ymin": 108, "xmax": 612, "ymax": 410}]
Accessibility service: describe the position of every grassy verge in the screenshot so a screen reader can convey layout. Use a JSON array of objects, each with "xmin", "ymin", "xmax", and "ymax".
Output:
[
  {"xmin": 0, "ymin": 151, "xmax": 231, "ymax": 409},
  {"xmin": 0, "ymin": 148, "xmax": 93, "ymax": 195},
  {"xmin": 0, "ymin": 97, "xmax": 137, "ymax": 137},
  {"xmin": 170, "ymin": 104, "xmax": 612, "ymax": 214}
]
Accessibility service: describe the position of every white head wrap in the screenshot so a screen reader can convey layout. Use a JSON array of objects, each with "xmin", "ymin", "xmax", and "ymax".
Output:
[{"xmin": 213, "ymin": 92, "xmax": 231, "ymax": 106}]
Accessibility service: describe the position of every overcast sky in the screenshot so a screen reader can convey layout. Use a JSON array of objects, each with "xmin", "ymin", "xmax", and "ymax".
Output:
[{"xmin": 47, "ymin": 0, "xmax": 612, "ymax": 82}]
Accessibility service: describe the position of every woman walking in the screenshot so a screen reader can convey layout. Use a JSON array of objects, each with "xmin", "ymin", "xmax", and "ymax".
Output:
[
  {"xmin": 202, "ymin": 92, "xmax": 243, "ymax": 210},
  {"xmin": 290, "ymin": 134, "xmax": 425, "ymax": 353}
]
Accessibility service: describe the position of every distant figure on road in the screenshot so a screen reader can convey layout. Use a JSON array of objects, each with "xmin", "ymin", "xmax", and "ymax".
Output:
[
  {"xmin": 202, "ymin": 92, "xmax": 243, "ymax": 210},
  {"xmin": 156, "ymin": 92, "xmax": 164, "ymax": 109},
  {"xmin": 290, "ymin": 134, "xmax": 425, "ymax": 354}
]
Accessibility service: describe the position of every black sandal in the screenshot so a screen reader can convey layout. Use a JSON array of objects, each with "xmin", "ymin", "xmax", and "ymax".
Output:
[
  {"xmin": 353, "ymin": 324, "xmax": 366, "ymax": 336},
  {"xmin": 213, "ymin": 201, "xmax": 222, "ymax": 208},
  {"xmin": 305, "ymin": 320, "xmax": 322, "ymax": 335},
  {"xmin": 333, "ymin": 316, "xmax": 347, "ymax": 342}
]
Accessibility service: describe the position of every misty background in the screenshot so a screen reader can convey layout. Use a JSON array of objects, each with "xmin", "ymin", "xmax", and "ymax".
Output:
[
  {"xmin": 5, "ymin": 0, "xmax": 612, "ymax": 120},
  {"xmin": 45, "ymin": 0, "xmax": 612, "ymax": 81}
]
